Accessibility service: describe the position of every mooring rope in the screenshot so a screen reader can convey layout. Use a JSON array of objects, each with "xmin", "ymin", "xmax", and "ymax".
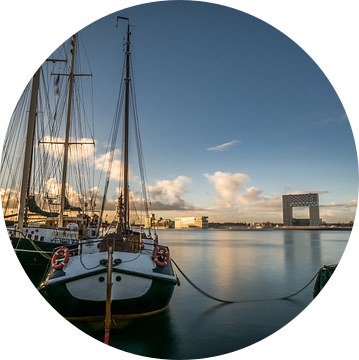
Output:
[
  {"xmin": 171, "ymin": 258, "xmax": 338, "ymax": 304},
  {"xmin": 28, "ymin": 238, "xmax": 53, "ymax": 260}
]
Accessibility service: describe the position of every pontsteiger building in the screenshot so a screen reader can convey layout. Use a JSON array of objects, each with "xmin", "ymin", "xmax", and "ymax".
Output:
[{"xmin": 282, "ymin": 193, "xmax": 321, "ymax": 226}]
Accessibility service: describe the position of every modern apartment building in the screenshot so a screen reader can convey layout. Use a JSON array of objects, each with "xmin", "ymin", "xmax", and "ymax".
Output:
[{"xmin": 175, "ymin": 216, "xmax": 209, "ymax": 229}]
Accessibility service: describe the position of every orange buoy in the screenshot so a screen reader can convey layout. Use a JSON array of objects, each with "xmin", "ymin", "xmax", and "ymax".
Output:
[
  {"xmin": 152, "ymin": 245, "xmax": 169, "ymax": 267},
  {"xmin": 51, "ymin": 247, "xmax": 70, "ymax": 270}
]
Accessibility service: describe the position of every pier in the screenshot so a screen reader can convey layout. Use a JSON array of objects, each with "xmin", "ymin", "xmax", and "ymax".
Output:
[{"xmin": 274, "ymin": 226, "xmax": 352, "ymax": 231}]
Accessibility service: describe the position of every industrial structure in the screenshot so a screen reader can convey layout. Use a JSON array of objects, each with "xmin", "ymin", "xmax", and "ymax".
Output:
[{"xmin": 282, "ymin": 193, "xmax": 321, "ymax": 226}]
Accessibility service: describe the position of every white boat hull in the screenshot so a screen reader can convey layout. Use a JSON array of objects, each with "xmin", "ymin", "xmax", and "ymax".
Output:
[{"xmin": 38, "ymin": 241, "xmax": 178, "ymax": 326}]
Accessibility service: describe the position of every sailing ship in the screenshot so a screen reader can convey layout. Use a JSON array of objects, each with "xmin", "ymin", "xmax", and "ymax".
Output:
[
  {"xmin": 38, "ymin": 17, "xmax": 178, "ymax": 340},
  {"xmin": 1, "ymin": 34, "xmax": 98, "ymax": 286}
]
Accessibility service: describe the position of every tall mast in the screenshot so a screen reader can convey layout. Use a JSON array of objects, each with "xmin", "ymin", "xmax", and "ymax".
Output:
[
  {"xmin": 118, "ymin": 17, "xmax": 131, "ymax": 235},
  {"xmin": 17, "ymin": 67, "xmax": 41, "ymax": 232},
  {"xmin": 59, "ymin": 34, "xmax": 76, "ymax": 228}
]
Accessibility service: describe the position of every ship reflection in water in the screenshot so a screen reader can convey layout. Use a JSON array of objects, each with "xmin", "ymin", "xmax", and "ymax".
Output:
[{"xmin": 74, "ymin": 229, "xmax": 349, "ymax": 359}]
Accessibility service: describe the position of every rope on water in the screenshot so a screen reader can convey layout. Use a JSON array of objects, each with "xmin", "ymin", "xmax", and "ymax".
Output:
[
  {"xmin": 171, "ymin": 258, "xmax": 338, "ymax": 304},
  {"xmin": 171, "ymin": 258, "xmax": 235, "ymax": 303}
]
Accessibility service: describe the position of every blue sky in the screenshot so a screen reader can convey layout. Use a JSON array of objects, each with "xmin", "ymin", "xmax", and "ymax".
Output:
[{"xmin": 2, "ymin": 1, "xmax": 358, "ymax": 223}]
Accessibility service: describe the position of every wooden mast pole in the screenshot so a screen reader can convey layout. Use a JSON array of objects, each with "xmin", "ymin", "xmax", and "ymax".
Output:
[
  {"xmin": 123, "ymin": 19, "xmax": 131, "ymax": 235},
  {"xmin": 17, "ymin": 67, "xmax": 41, "ymax": 233},
  {"xmin": 104, "ymin": 238, "xmax": 114, "ymax": 344},
  {"xmin": 59, "ymin": 34, "xmax": 76, "ymax": 228},
  {"xmin": 116, "ymin": 16, "xmax": 131, "ymax": 235},
  {"xmin": 103, "ymin": 17, "xmax": 131, "ymax": 344}
]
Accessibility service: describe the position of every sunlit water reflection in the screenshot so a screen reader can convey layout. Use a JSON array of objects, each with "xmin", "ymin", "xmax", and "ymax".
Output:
[{"xmin": 76, "ymin": 229, "xmax": 349, "ymax": 359}]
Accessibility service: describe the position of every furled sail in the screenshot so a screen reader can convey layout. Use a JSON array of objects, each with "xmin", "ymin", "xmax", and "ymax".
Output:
[
  {"xmin": 64, "ymin": 197, "xmax": 82, "ymax": 213},
  {"xmin": 25, "ymin": 196, "xmax": 59, "ymax": 218}
]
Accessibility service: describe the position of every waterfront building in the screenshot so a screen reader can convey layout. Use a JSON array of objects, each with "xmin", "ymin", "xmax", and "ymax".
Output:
[
  {"xmin": 249, "ymin": 222, "xmax": 273, "ymax": 228},
  {"xmin": 145, "ymin": 214, "xmax": 174, "ymax": 229},
  {"xmin": 175, "ymin": 216, "xmax": 209, "ymax": 229},
  {"xmin": 282, "ymin": 193, "xmax": 321, "ymax": 226}
]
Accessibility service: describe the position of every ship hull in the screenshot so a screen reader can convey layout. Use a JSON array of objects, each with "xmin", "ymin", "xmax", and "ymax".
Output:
[
  {"xmin": 38, "ymin": 249, "xmax": 177, "ymax": 328},
  {"xmin": 11, "ymin": 235, "xmax": 80, "ymax": 287}
]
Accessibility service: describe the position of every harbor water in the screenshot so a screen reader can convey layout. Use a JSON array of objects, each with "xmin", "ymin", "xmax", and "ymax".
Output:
[{"xmin": 75, "ymin": 229, "xmax": 349, "ymax": 359}]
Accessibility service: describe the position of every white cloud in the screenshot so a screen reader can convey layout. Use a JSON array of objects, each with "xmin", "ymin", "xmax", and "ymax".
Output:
[
  {"xmin": 94, "ymin": 149, "xmax": 134, "ymax": 182},
  {"xmin": 313, "ymin": 113, "xmax": 349, "ymax": 125},
  {"xmin": 206, "ymin": 139, "xmax": 240, "ymax": 152},
  {"xmin": 236, "ymin": 186, "xmax": 263, "ymax": 205},
  {"xmin": 41, "ymin": 136, "xmax": 96, "ymax": 163},
  {"xmin": 149, "ymin": 176, "xmax": 191, "ymax": 203},
  {"xmin": 146, "ymin": 176, "xmax": 200, "ymax": 211},
  {"xmin": 322, "ymin": 199, "xmax": 357, "ymax": 208},
  {"xmin": 0, "ymin": 188, "xmax": 19, "ymax": 211},
  {"xmin": 341, "ymin": 199, "xmax": 357, "ymax": 207},
  {"xmin": 288, "ymin": 190, "xmax": 329, "ymax": 195},
  {"xmin": 204, "ymin": 171, "xmax": 249, "ymax": 206},
  {"xmin": 44, "ymin": 178, "xmax": 83, "ymax": 206},
  {"xmin": 44, "ymin": 180, "xmax": 121, "ymax": 213}
]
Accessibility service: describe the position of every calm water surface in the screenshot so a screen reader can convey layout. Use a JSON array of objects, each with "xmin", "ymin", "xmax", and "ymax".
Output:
[{"xmin": 77, "ymin": 229, "xmax": 350, "ymax": 359}]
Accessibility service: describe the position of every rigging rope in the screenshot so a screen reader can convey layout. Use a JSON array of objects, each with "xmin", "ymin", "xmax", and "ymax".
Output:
[
  {"xmin": 1, "ymin": 36, "xmax": 95, "ymax": 220},
  {"xmin": 171, "ymin": 258, "xmax": 338, "ymax": 304}
]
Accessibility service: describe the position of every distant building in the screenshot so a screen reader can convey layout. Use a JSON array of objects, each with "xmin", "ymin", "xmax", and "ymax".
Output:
[
  {"xmin": 175, "ymin": 216, "xmax": 209, "ymax": 229},
  {"xmin": 282, "ymin": 193, "xmax": 321, "ymax": 226},
  {"xmin": 145, "ymin": 214, "xmax": 174, "ymax": 229},
  {"xmin": 209, "ymin": 222, "xmax": 248, "ymax": 229},
  {"xmin": 249, "ymin": 222, "xmax": 273, "ymax": 228}
]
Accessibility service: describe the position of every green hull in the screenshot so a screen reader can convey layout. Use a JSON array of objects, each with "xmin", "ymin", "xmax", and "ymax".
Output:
[
  {"xmin": 39, "ymin": 267, "xmax": 176, "ymax": 323},
  {"xmin": 11, "ymin": 237, "xmax": 77, "ymax": 287},
  {"xmin": 313, "ymin": 264, "xmax": 337, "ymax": 298}
]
